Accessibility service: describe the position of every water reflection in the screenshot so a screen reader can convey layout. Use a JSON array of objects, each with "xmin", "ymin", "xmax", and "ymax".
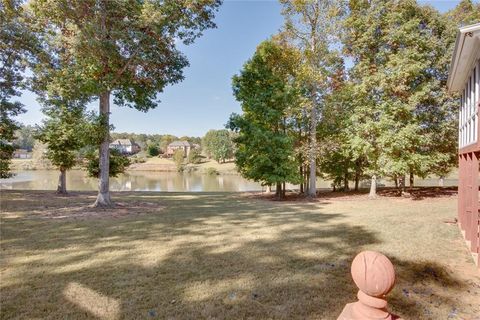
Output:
[
  {"xmin": 0, "ymin": 170, "xmax": 265, "ymax": 192},
  {"xmin": 0, "ymin": 170, "xmax": 457, "ymax": 192}
]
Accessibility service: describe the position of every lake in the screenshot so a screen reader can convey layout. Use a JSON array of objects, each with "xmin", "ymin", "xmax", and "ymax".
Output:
[{"xmin": 0, "ymin": 170, "xmax": 457, "ymax": 192}]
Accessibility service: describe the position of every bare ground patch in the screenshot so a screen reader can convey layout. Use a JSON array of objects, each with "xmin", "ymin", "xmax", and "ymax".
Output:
[
  {"xmin": 38, "ymin": 201, "xmax": 166, "ymax": 220},
  {"xmin": 0, "ymin": 191, "xmax": 165, "ymax": 220}
]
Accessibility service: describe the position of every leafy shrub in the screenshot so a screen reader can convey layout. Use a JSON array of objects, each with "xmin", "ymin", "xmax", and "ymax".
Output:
[
  {"xmin": 188, "ymin": 149, "xmax": 201, "ymax": 164},
  {"xmin": 147, "ymin": 144, "xmax": 160, "ymax": 157}
]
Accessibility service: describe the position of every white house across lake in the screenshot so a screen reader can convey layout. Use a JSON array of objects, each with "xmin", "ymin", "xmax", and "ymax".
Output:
[{"xmin": 109, "ymin": 139, "xmax": 141, "ymax": 155}]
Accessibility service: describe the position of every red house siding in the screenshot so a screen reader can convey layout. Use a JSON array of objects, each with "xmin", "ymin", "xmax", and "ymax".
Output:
[
  {"xmin": 457, "ymin": 100, "xmax": 480, "ymax": 266},
  {"xmin": 448, "ymin": 24, "xmax": 480, "ymax": 267}
]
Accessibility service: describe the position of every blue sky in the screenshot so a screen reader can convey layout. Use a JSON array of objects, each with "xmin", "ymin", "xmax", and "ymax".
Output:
[{"xmin": 16, "ymin": 0, "xmax": 473, "ymax": 137}]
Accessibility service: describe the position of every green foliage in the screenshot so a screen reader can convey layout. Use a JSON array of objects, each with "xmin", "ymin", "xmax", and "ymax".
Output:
[
  {"xmin": 31, "ymin": 140, "xmax": 52, "ymax": 169},
  {"xmin": 279, "ymin": 0, "xmax": 345, "ymax": 196},
  {"xmin": 13, "ymin": 125, "xmax": 35, "ymax": 151},
  {"xmin": 27, "ymin": 0, "xmax": 220, "ymax": 204},
  {"xmin": 28, "ymin": 0, "xmax": 221, "ymax": 111},
  {"xmin": 0, "ymin": 1, "xmax": 37, "ymax": 178},
  {"xmin": 83, "ymin": 113, "xmax": 112, "ymax": 147},
  {"xmin": 229, "ymin": 40, "xmax": 302, "ymax": 190},
  {"xmin": 317, "ymin": 79, "xmax": 356, "ymax": 187},
  {"xmin": 147, "ymin": 144, "xmax": 160, "ymax": 157},
  {"xmin": 0, "ymin": 143, "xmax": 15, "ymax": 179},
  {"xmin": 187, "ymin": 148, "xmax": 201, "ymax": 164},
  {"xmin": 36, "ymin": 103, "xmax": 90, "ymax": 171},
  {"xmin": 202, "ymin": 129, "xmax": 234, "ymax": 163},
  {"xmin": 84, "ymin": 149, "xmax": 131, "ymax": 178},
  {"xmin": 173, "ymin": 149, "xmax": 185, "ymax": 172},
  {"xmin": 339, "ymin": 0, "xmax": 469, "ymax": 191},
  {"xmin": 108, "ymin": 133, "xmax": 202, "ymax": 155}
]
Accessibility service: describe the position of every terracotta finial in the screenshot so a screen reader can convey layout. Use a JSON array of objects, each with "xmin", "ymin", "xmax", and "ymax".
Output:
[{"xmin": 337, "ymin": 251, "xmax": 401, "ymax": 320}]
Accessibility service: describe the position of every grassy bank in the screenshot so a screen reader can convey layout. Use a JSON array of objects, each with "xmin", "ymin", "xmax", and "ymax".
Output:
[
  {"xmin": 128, "ymin": 157, "xmax": 237, "ymax": 174},
  {"xmin": 11, "ymin": 156, "xmax": 237, "ymax": 175},
  {"xmin": 1, "ymin": 190, "xmax": 478, "ymax": 319}
]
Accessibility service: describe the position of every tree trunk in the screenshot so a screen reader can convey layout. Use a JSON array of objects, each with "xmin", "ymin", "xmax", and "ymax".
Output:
[
  {"xmin": 343, "ymin": 173, "xmax": 349, "ymax": 191},
  {"xmin": 399, "ymin": 175, "xmax": 405, "ymax": 192},
  {"xmin": 368, "ymin": 175, "xmax": 377, "ymax": 199},
  {"xmin": 394, "ymin": 175, "xmax": 398, "ymax": 189},
  {"xmin": 276, "ymin": 183, "xmax": 282, "ymax": 199},
  {"xmin": 94, "ymin": 91, "xmax": 113, "ymax": 208},
  {"xmin": 57, "ymin": 168, "xmax": 67, "ymax": 194},
  {"xmin": 282, "ymin": 182, "xmax": 286, "ymax": 198},
  {"xmin": 299, "ymin": 164, "xmax": 304, "ymax": 194},
  {"xmin": 308, "ymin": 104, "xmax": 317, "ymax": 197},
  {"xmin": 305, "ymin": 166, "xmax": 310, "ymax": 195},
  {"xmin": 409, "ymin": 171, "xmax": 414, "ymax": 188},
  {"xmin": 439, "ymin": 177, "xmax": 444, "ymax": 187},
  {"xmin": 354, "ymin": 165, "xmax": 360, "ymax": 191}
]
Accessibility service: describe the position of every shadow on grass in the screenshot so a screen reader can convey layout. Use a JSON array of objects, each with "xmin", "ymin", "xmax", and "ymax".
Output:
[{"xmin": 0, "ymin": 190, "xmax": 473, "ymax": 319}]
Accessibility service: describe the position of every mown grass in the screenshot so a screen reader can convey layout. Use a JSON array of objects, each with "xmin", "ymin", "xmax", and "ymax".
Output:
[
  {"xmin": 128, "ymin": 157, "xmax": 237, "ymax": 174},
  {"xmin": 0, "ymin": 190, "xmax": 478, "ymax": 319}
]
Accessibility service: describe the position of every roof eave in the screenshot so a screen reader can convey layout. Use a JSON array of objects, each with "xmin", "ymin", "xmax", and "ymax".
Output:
[
  {"xmin": 447, "ymin": 23, "xmax": 480, "ymax": 93},
  {"xmin": 447, "ymin": 30, "xmax": 462, "ymax": 92}
]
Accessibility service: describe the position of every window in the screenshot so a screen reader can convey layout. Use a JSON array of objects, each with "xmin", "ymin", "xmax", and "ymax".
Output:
[{"xmin": 459, "ymin": 59, "xmax": 479, "ymax": 148}]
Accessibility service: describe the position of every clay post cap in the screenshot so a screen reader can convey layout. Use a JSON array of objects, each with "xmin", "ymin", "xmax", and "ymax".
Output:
[{"xmin": 351, "ymin": 251, "xmax": 395, "ymax": 297}]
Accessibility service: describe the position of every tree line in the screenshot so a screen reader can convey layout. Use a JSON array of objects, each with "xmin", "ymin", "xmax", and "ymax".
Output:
[{"xmin": 229, "ymin": 0, "xmax": 480, "ymax": 199}]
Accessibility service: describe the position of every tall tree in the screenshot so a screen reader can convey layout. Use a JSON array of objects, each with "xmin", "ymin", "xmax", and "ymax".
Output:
[
  {"xmin": 319, "ymin": 82, "xmax": 358, "ymax": 192},
  {"xmin": 280, "ymin": 0, "xmax": 345, "ymax": 197},
  {"xmin": 445, "ymin": 0, "xmax": 480, "ymax": 27},
  {"xmin": 173, "ymin": 149, "xmax": 185, "ymax": 172},
  {"xmin": 229, "ymin": 40, "xmax": 301, "ymax": 198},
  {"xmin": 342, "ymin": 0, "xmax": 465, "ymax": 196},
  {"xmin": 0, "ymin": 0, "xmax": 37, "ymax": 178},
  {"xmin": 342, "ymin": 0, "xmax": 392, "ymax": 197},
  {"xmin": 202, "ymin": 129, "xmax": 234, "ymax": 163},
  {"xmin": 29, "ymin": 0, "xmax": 221, "ymax": 207}
]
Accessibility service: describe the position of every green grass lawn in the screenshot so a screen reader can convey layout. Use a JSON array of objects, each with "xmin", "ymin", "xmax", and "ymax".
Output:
[
  {"xmin": 0, "ymin": 190, "xmax": 478, "ymax": 319},
  {"xmin": 128, "ymin": 156, "xmax": 237, "ymax": 174}
]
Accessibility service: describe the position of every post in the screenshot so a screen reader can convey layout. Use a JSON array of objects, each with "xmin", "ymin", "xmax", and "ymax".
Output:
[{"xmin": 337, "ymin": 251, "xmax": 402, "ymax": 320}]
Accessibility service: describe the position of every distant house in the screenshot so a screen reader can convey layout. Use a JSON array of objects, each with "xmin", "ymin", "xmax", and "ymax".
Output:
[
  {"xmin": 166, "ymin": 141, "xmax": 197, "ymax": 157},
  {"xmin": 12, "ymin": 149, "xmax": 32, "ymax": 159},
  {"xmin": 109, "ymin": 139, "xmax": 141, "ymax": 155}
]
